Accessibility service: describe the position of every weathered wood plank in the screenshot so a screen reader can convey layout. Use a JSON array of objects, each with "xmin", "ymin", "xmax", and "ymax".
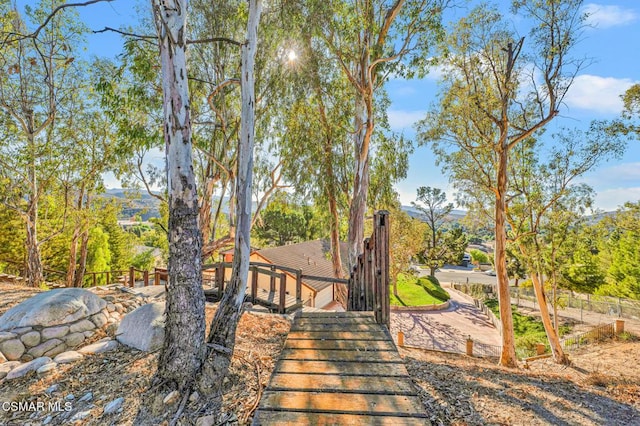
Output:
[
  {"xmin": 287, "ymin": 331, "xmax": 389, "ymax": 341},
  {"xmin": 275, "ymin": 360, "xmax": 408, "ymax": 376},
  {"xmin": 294, "ymin": 316, "xmax": 375, "ymax": 325},
  {"xmin": 253, "ymin": 410, "xmax": 428, "ymax": 425},
  {"xmin": 297, "ymin": 311, "xmax": 374, "ymax": 319},
  {"xmin": 284, "ymin": 339, "xmax": 396, "ymax": 351},
  {"xmin": 279, "ymin": 348, "xmax": 401, "ymax": 362},
  {"xmin": 259, "ymin": 390, "xmax": 425, "ymax": 416},
  {"xmin": 268, "ymin": 373, "xmax": 417, "ymax": 395},
  {"xmin": 290, "ymin": 323, "xmax": 383, "ymax": 332}
]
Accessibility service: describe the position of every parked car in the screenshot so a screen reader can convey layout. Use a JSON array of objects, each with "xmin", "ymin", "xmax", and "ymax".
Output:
[{"xmin": 485, "ymin": 269, "xmax": 496, "ymax": 276}]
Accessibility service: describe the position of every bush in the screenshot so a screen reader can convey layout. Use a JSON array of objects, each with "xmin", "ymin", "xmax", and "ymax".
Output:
[{"xmin": 418, "ymin": 276, "xmax": 450, "ymax": 301}]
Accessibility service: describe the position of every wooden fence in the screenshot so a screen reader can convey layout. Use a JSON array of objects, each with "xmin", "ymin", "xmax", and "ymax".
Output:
[{"xmin": 346, "ymin": 210, "xmax": 390, "ymax": 328}]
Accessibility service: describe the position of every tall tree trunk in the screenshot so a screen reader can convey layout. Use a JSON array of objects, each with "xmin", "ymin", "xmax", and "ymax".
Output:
[
  {"xmin": 141, "ymin": 2, "xmax": 206, "ymax": 419},
  {"xmin": 347, "ymin": 95, "xmax": 371, "ymax": 268},
  {"xmin": 495, "ymin": 145, "xmax": 518, "ymax": 368},
  {"xmin": 73, "ymin": 226, "xmax": 89, "ymax": 288},
  {"xmin": 199, "ymin": 0, "xmax": 262, "ymax": 397},
  {"xmin": 67, "ymin": 186, "xmax": 86, "ymax": 287},
  {"xmin": 25, "ymin": 208, "xmax": 43, "ymax": 288},
  {"xmin": 530, "ymin": 272, "xmax": 568, "ymax": 364}
]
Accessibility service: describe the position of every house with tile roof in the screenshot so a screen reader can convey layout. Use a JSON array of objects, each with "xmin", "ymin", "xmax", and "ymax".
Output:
[{"xmin": 223, "ymin": 240, "xmax": 348, "ymax": 310}]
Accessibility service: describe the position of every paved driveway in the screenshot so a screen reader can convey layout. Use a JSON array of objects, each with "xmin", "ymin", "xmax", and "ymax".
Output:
[{"xmin": 389, "ymin": 282, "xmax": 502, "ymax": 353}]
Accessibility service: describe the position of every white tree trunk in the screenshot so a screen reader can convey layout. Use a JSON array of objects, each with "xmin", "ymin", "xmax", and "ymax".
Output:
[
  {"xmin": 151, "ymin": 0, "xmax": 206, "ymax": 391},
  {"xmin": 199, "ymin": 0, "xmax": 262, "ymax": 396}
]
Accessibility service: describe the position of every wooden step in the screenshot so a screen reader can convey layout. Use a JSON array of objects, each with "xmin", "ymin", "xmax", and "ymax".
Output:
[
  {"xmin": 275, "ymin": 360, "xmax": 409, "ymax": 376},
  {"xmin": 280, "ymin": 348, "xmax": 401, "ymax": 362},
  {"xmin": 259, "ymin": 390, "xmax": 425, "ymax": 416},
  {"xmin": 287, "ymin": 330, "xmax": 390, "ymax": 341},
  {"xmin": 253, "ymin": 411, "xmax": 428, "ymax": 425},
  {"xmin": 268, "ymin": 373, "xmax": 418, "ymax": 395},
  {"xmin": 290, "ymin": 323, "xmax": 383, "ymax": 332},
  {"xmin": 284, "ymin": 338, "xmax": 396, "ymax": 351}
]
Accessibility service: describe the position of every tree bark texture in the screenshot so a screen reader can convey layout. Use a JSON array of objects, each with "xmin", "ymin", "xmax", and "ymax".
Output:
[
  {"xmin": 151, "ymin": 0, "xmax": 206, "ymax": 393},
  {"xmin": 530, "ymin": 272, "xmax": 569, "ymax": 364},
  {"xmin": 199, "ymin": 0, "xmax": 262, "ymax": 397},
  {"xmin": 495, "ymin": 145, "xmax": 518, "ymax": 368}
]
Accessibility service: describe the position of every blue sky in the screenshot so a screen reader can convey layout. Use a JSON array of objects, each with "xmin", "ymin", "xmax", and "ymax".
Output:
[
  {"xmin": 16, "ymin": 1, "xmax": 639, "ymax": 212},
  {"xmin": 388, "ymin": 2, "xmax": 640, "ymax": 211}
]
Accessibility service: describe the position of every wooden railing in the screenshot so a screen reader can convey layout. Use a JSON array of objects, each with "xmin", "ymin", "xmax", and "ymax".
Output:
[{"xmin": 347, "ymin": 210, "xmax": 390, "ymax": 328}]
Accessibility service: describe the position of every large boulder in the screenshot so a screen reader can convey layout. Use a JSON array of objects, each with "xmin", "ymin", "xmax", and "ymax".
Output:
[
  {"xmin": 0, "ymin": 289, "xmax": 107, "ymax": 331},
  {"xmin": 116, "ymin": 302, "xmax": 165, "ymax": 352}
]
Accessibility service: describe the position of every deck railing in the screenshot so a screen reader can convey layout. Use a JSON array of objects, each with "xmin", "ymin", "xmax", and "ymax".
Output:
[{"xmin": 347, "ymin": 210, "xmax": 390, "ymax": 328}]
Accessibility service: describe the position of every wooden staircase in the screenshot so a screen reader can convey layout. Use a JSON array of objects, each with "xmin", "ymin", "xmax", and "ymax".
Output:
[{"xmin": 252, "ymin": 312, "xmax": 428, "ymax": 425}]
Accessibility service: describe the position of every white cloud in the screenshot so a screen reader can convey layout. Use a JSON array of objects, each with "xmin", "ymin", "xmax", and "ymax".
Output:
[
  {"xmin": 594, "ymin": 187, "xmax": 640, "ymax": 211},
  {"xmin": 387, "ymin": 109, "xmax": 427, "ymax": 131},
  {"xmin": 564, "ymin": 74, "xmax": 636, "ymax": 114},
  {"xmin": 583, "ymin": 3, "xmax": 638, "ymax": 29}
]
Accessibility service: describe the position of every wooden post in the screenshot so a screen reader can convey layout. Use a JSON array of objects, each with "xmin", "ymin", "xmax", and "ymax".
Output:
[
  {"xmin": 92, "ymin": 273, "xmax": 97, "ymax": 287},
  {"xmin": 536, "ymin": 343, "xmax": 546, "ymax": 355},
  {"xmin": 143, "ymin": 270, "xmax": 149, "ymax": 286},
  {"xmin": 279, "ymin": 273, "xmax": 286, "ymax": 314},
  {"xmin": 219, "ymin": 264, "xmax": 226, "ymax": 296},
  {"xmin": 365, "ymin": 238, "xmax": 374, "ymax": 311},
  {"xmin": 374, "ymin": 211, "xmax": 390, "ymax": 328},
  {"xmin": 270, "ymin": 265, "xmax": 276, "ymax": 292},
  {"xmin": 129, "ymin": 266, "xmax": 135, "ymax": 288},
  {"xmin": 466, "ymin": 336, "xmax": 474, "ymax": 356},
  {"xmin": 397, "ymin": 331, "xmax": 404, "ymax": 347},
  {"xmin": 295, "ymin": 269, "xmax": 302, "ymax": 304},
  {"xmin": 106, "ymin": 271, "xmax": 110, "ymax": 284},
  {"xmin": 615, "ymin": 319, "xmax": 625, "ymax": 335},
  {"xmin": 251, "ymin": 266, "xmax": 258, "ymax": 302},
  {"xmin": 154, "ymin": 268, "xmax": 159, "ymax": 286}
]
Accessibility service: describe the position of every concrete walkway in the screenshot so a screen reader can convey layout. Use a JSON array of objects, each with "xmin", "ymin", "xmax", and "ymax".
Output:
[{"xmin": 389, "ymin": 283, "xmax": 502, "ymax": 354}]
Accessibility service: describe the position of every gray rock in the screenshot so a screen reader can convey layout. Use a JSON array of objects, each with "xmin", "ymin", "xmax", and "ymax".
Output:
[
  {"xmin": 43, "ymin": 342, "xmax": 67, "ymax": 358},
  {"xmin": 20, "ymin": 331, "xmax": 41, "ymax": 347},
  {"xmin": 163, "ymin": 390, "xmax": 180, "ymax": 405},
  {"xmin": 28, "ymin": 339, "xmax": 63, "ymax": 358},
  {"xmin": 195, "ymin": 415, "xmax": 216, "ymax": 426},
  {"xmin": 71, "ymin": 410, "xmax": 92, "ymax": 422},
  {"xmin": 103, "ymin": 397, "xmax": 124, "ymax": 415},
  {"xmin": 46, "ymin": 384, "xmax": 60, "ymax": 394},
  {"xmin": 83, "ymin": 331, "xmax": 95, "ymax": 339},
  {"xmin": 0, "ymin": 289, "xmax": 107, "ymax": 330},
  {"xmin": 78, "ymin": 340, "xmax": 118, "ymax": 355},
  {"xmin": 5, "ymin": 356, "xmax": 52, "ymax": 380},
  {"xmin": 54, "ymin": 350, "xmax": 84, "ymax": 364},
  {"xmin": 66, "ymin": 393, "xmax": 75, "ymax": 400},
  {"xmin": 42, "ymin": 415, "xmax": 52, "ymax": 425},
  {"xmin": 41, "ymin": 325, "xmax": 70, "ymax": 340},
  {"xmin": 116, "ymin": 302, "xmax": 165, "ymax": 352},
  {"xmin": 79, "ymin": 392, "xmax": 93, "ymax": 402},
  {"xmin": 0, "ymin": 361, "xmax": 21, "ymax": 379},
  {"xmin": 11, "ymin": 327, "xmax": 32, "ymax": 334},
  {"xmin": 90, "ymin": 312, "xmax": 108, "ymax": 328},
  {"xmin": 0, "ymin": 338, "xmax": 26, "ymax": 360},
  {"xmin": 69, "ymin": 319, "xmax": 96, "ymax": 334},
  {"xmin": 64, "ymin": 332, "xmax": 85, "ymax": 347},
  {"xmin": 20, "ymin": 353, "xmax": 33, "ymax": 362},
  {"xmin": 36, "ymin": 362, "xmax": 57, "ymax": 376},
  {"xmin": 106, "ymin": 303, "xmax": 116, "ymax": 312},
  {"xmin": 0, "ymin": 332, "xmax": 16, "ymax": 343}
]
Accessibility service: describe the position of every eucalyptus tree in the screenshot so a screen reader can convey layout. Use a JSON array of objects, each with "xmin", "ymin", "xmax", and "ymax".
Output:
[
  {"xmin": 0, "ymin": 1, "xmax": 87, "ymax": 287},
  {"xmin": 418, "ymin": 1, "xmax": 588, "ymax": 367},
  {"xmin": 311, "ymin": 0, "xmax": 448, "ymax": 268},
  {"xmin": 506, "ymin": 126, "xmax": 624, "ymax": 363},
  {"xmin": 411, "ymin": 186, "xmax": 453, "ymax": 276}
]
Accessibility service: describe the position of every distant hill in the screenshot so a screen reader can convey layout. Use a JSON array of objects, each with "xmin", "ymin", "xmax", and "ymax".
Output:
[
  {"xmin": 401, "ymin": 205, "xmax": 467, "ymax": 223},
  {"xmin": 101, "ymin": 188, "xmax": 162, "ymax": 221}
]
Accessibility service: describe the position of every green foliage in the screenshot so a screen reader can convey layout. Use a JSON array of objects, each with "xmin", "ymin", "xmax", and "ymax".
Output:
[
  {"xmin": 390, "ymin": 273, "xmax": 450, "ymax": 307},
  {"xmin": 469, "ymin": 249, "xmax": 489, "ymax": 265},
  {"xmin": 86, "ymin": 227, "xmax": 112, "ymax": 286},
  {"xmin": 389, "ymin": 209, "xmax": 427, "ymax": 283},
  {"xmin": 253, "ymin": 194, "xmax": 322, "ymax": 247},
  {"xmin": 131, "ymin": 249, "xmax": 156, "ymax": 271}
]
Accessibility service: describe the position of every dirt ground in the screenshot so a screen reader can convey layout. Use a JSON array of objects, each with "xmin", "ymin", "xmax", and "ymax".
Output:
[
  {"xmin": 403, "ymin": 339, "xmax": 640, "ymax": 426},
  {"xmin": 1, "ymin": 281, "xmax": 639, "ymax": 425}
]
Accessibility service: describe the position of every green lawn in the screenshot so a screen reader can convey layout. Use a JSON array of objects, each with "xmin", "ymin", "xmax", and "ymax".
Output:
[{"xmin": 390, "ymin": 274, "xmax": 451, "ymax": 307}]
